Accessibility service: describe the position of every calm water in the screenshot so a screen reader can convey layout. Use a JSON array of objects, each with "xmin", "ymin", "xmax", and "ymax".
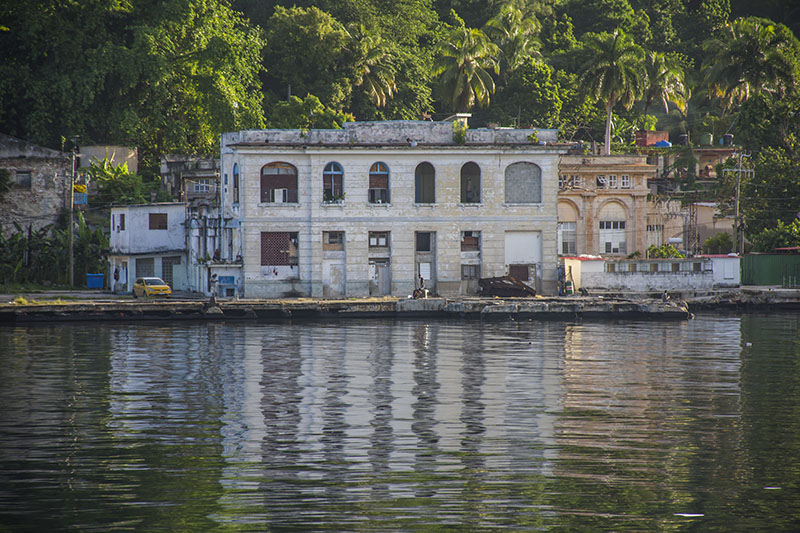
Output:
[{"xmin": 1, "ymin": 314, "xmax": 799, "ymax": 531}]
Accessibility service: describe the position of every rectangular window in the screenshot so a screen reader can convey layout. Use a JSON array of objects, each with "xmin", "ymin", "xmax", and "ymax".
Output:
[
  {"xmin": 558, "ymin": 175, "xmax": 567, "ymax": 188},
  {"xmin": 607, "ymin": 174, "xmax": 617, "ymax": 188},
  {"xmin": 369, "ymin": 188, "xmax": 389, "ymax": 204},
  {"xmin": 15, "ymin": 171, "xmax": 32, "ymax": 188},
  {"xmin": 461, "ymin": 231, "xmax": 480, "ymax": 251},
  {"xmin": 672, "ymin": 262, "xmax": 680, "ymax": 272},
  {"xmin": 629, "ymin": 263, "xmax": 637, "ymax": 273},
  {"xmin": 416, "ymin": 232, "xmax": 431, "ymax": 252},
  {"xmin": 233, "ymin": 174, "xmax": 239, "ymax": 203},
  {"xmin": 193, "ymin": 179, "xmax": 213, "ymax": 193},
  {"xmin": 325, "ymin": 231, "xmax": 344, "ymax": 245},
  {"xmin": 596, "ymin": 175, "xmax": 607, "ymax": 188},
  {"xmin": 369, "ymin": 232, "xmax": 389, "ymax": 248},
  {"xmin": 558, "ymin": 222, "xmax": 577, "ymax": 255},
  {"xmin": 693, "ymin": 262, "xmax": 702, "ymax": 272},
  {"xmin": 509, "ymin": 264, "xmax": 530, "ymax": 281},
  {"xmin": 149, "ymin": 213, "xmax": 168, "ymax": 230},
  {"xmin": 621, "ymin": 174, "xmax": 631, "ymax": 188},
  {"xmin": 607, "ymin": 263, "xmax": 616, "ymax": 273},
  {"xmin": 119, "ymin": 213, "xmax": 125, "ymax": 231},
  {"xmin": 461, "ymin": 264, "xmax": 480, "ymax": 279},
  {"xmin": 261, "ymin": 232, "xmax": 298, "ymax": 266},
  {"xmin": 650, "ymin": 263, "xmax": 658, "ymax": 272}
]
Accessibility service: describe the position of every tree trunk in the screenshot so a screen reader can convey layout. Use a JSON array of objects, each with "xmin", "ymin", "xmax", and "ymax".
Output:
[{"xmin": 604, "ymin": 97, "xmax": 615, "ymax": 156}]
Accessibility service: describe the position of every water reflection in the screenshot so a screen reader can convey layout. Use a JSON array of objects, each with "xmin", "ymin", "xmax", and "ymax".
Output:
[{"xmin": 1, "ymin": 316, "xmax": 800, "ymax": 529}]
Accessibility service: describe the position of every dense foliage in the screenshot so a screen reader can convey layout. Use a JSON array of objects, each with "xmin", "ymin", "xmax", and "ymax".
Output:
[{"xmin": 1, "ymin": 0, "xmax": 799, "ymax": 245}]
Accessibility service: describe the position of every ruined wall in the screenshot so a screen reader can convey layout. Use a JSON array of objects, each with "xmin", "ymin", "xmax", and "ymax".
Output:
[{"xmin": 0, "ymin": 134, "xmax": 72, "ymax": 237}]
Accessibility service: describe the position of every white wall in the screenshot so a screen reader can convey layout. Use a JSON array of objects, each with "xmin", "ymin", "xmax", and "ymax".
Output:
[{"xmin": 110, "ymin": 203, "xmax": 186, "ymax": 254}]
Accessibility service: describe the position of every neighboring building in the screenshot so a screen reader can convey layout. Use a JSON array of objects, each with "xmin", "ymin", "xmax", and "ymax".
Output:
[
  {"xmin": 563, "ymin": 254, "xmax": 740, "ymax": 292},
  {"xmin": 557, "ymin": 154, "xmax": 657, "ymax": 257},
  {"xmin": 160, "ymin": 155, "xmax": 235, "ymax": 296},
  {"xmin": 0, "ymin": 133, "xmax": 73, "ymax": 236},
  {"xmin": 108, "ymin": 203, "xmax": 187, "ymax": 293},
  {"xmin": 220, "ymin": 119, "xmax": 568, "ymax": 297}
]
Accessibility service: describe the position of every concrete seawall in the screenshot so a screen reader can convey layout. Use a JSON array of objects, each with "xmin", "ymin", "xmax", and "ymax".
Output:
[{"xmin": 0, "ymin": 296, "xmax": 691, "ymax": 324}]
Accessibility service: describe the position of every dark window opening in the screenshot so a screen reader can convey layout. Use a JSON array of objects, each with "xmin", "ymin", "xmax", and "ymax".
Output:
[
  {"xmin": 462, "ymin": 265, "xmax": 480, "ymax": 279},
  {"xmin": 369, "ymin": 162, "xmax": 390, "ymax": 204},
  {"xmin": 261, "ymin": 162, "xmax": 298, "ymax": 203},
  {"xmin": 15, "ymin": 171, "xmax": 32, "ymax": 188},
  {"xmin": 509, "ymin": 264, "xmax": 530, "ymax": 281},
  {"xmin": 323, "ymin": 162, "xmax": 344, "ymax": 202},
  {"xmin": 416, "ymin": 232, "xmax": 432, "ymax": 252},
  {"xmin": 460, "ymin": 162, "xmax": 480, "ymax": 203},
  {"xmin": 149, "ymin": 213, "xmax": 167, "ymax": 230},
  {"xmin": 415, "ymin": 162, "xmax": 435, "ymax": 203},
  {"xmin": 261, "ymin": 232, "xmax": 298, "ymax": 266},
  {"xmin": 461, "ymin": 231, "xmax": 480, "ymax": 251},
  {"xmin": 119, "ymin": 213, "xmax": 125, "ymax": 231},
  {"xmin": 233, "ymin": 163, "xmax": 240, "ymax": 204}
]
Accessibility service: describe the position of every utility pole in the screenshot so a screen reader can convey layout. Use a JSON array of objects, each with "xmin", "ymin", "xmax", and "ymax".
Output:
[
  {"xmin": 68, "ymin": 144, "xmax": 76, "ymax": 286},
  {"xmin": 723, "ymin": 150, "xmax": 753, "ymax": 255}
]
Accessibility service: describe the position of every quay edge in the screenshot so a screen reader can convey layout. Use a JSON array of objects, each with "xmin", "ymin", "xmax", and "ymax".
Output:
[{"xmin": 0, "ymin": 297, "xmax": 691, "ymax": 324}]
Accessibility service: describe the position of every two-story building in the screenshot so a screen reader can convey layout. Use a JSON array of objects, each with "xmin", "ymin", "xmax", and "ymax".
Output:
[
  {"xmin": 219, "ymin": 119, "xmax": 569, "ymax": 297},
  {"xmin": 108, "ymin": 203, "xmax": 187, "ymax": 293},
  {"xmin": 557, "ymin": 154, "xmax": 658, "ymax": 257}
]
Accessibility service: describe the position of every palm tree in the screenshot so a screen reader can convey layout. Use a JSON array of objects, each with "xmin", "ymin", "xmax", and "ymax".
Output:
[
  {"xmin": 642, "ymin": 51, "xmax": 688, "ymax": 116},
  {"xmin": 702, "ymin": 17, "xmax": 800, "ymax": 111},
  {"xmin": 347, "ymin": 24, "xmax": 397, "ymax": 108},
  {"xmin": 578, "ymin": 30, "xmax": 645, "ymax": 155},
  {"xmin": 484, "ymin": 4, "xmax": 541, "ymax": 80},
  {"xmin": 433, "ymin": 25, "xmax": 500, "ymax": 112}
]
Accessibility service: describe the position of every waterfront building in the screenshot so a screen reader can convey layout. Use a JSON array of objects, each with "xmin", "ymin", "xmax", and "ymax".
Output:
[
  {"xmin": 107, "ymin": 203, "xmax": 188, "ymax": 293},
  {"xmin": 219, "ymin": 118, "xmax": 570, "ymax": 297},
  {"xmin": 557, "ymin": 154, "xmax": 658, "ymax": 257}
]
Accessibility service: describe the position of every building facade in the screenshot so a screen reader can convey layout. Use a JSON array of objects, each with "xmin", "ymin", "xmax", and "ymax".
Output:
[
  {"xmin": 0, "ymin": 133, "xmax": 73, "ymax": 237},
  {"xmin": 220, "ymin": 120, "xmax": 567, "ymax": 297},
  {"xmin": 108, "ymin": 203, "xmax": 188, "ymax": 293},
  {"xmin": 557, "ymin": 154, "xmax": 657, "ymax": 257}
]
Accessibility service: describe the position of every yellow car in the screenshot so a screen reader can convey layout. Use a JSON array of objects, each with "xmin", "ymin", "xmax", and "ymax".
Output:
[{"xmin": 132, "ymin": 277, "xmax": 172, "ymax": 298}]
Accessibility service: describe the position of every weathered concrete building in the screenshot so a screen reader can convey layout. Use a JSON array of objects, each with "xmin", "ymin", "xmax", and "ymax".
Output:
[
  {"xmin": 0, "ymin": 133, "xmax": 73, "ymax": 236},
  {"xmin": 220, "ymin": 119, "xmax": 568, "ymax": 297},
  {"xmin": 557, "ymin": 154, "xmax": 658, "ymax": 257},
  {"xmin": 108, "ymin": 203, "xmax": 187, "ymax": 293}
]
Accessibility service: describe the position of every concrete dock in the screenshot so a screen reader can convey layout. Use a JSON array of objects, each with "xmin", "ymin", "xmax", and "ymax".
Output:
[{"xmin": 0, "ymin": 296, "xmax": 691, "ymax": 324}]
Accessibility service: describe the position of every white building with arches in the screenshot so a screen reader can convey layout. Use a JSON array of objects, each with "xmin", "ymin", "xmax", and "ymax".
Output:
[
  {"xmin": 219, "ymin": 119, "xmax": 568, "ymax": 298},
  {"xmin": 557, "ymin": 155, "xmax": 657, "ymax": 257}
]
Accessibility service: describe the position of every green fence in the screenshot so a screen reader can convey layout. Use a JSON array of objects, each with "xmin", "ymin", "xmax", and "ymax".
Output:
[{"xmin": 742, "ymin": 254, "xmax": 800, "ymax": 287}]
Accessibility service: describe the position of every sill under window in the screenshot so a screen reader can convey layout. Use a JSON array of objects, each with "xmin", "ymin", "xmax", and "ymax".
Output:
[{"xmin": 414, "ymin": 203, "xmax": 438, "ymax": 207}]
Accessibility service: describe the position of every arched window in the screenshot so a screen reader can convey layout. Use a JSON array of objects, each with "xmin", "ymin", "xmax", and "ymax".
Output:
[
  {"xmin": 323, "ymin": 162, "xmax": 344, "ymax": 202},
  {"xmin": 504, "ymin": 162, "xmax": 542, "ymax": 204},
  {"xmin": 261, "ymin": 162, "xmax": 298, "ymax": 203},
  {"xmin": 232, "ymin": 163, "xmax": 240, "ymax": 204},
  {"xmin": 460, "ymin": 162, "xmax": 481, "ymax": 203},
  {"xmin": 369, "ymin": 162, "xmax": 390, "ymax": 204},
  {"xmin": 415, "ymin": 162, "xmax": 435, "ymax": 204}
]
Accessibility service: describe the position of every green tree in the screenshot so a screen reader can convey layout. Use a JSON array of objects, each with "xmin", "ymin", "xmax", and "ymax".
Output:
[
  {"xmin": 433, "ymin": 21, "xmax": 499, "ymax": 112},
  {"xmin": 268, "ymin": 95, "xmax": 354, "ymax": 130},
  {"xmin": 742, "ymin": 146, "xmax": 800, "ymax": 235},
  {"xmin": 702, "ymin": 17, "xmax": 800, "ymax": 111},
  {"xmin": 490, "ymin": 59, "xmax": 562, "ymax": 128},
  {"xmin": 647, "ymin": 244, "xmax": 685, "ymax": 258},
  {"xmin": 86, "ymin": 158, "xmax": 153, "ymax": 207},
  {"xmin": 642, "ymin": 51, "xmax": 688, "ymax": 116},
  {"xmin": 703, "ymin": 232, "xmax": 734, "ymax": 254},
  {"xmin": 749, "ymin": 219, "xmax": 800, "ymax": 252},
  {"xmin": 263, "ymin": 6, "xmax": 352, "ymax": 108},
  {"xmin": 346, "ymin": 24, "xmax": 398, "ymax": 108},
  {"xmin": 578, "ymin": 30, "xmax": 645, "ymax": 155},
  {"xmin": 484, "ymin": 3, "xmax": 542, "ymax": 80}
]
